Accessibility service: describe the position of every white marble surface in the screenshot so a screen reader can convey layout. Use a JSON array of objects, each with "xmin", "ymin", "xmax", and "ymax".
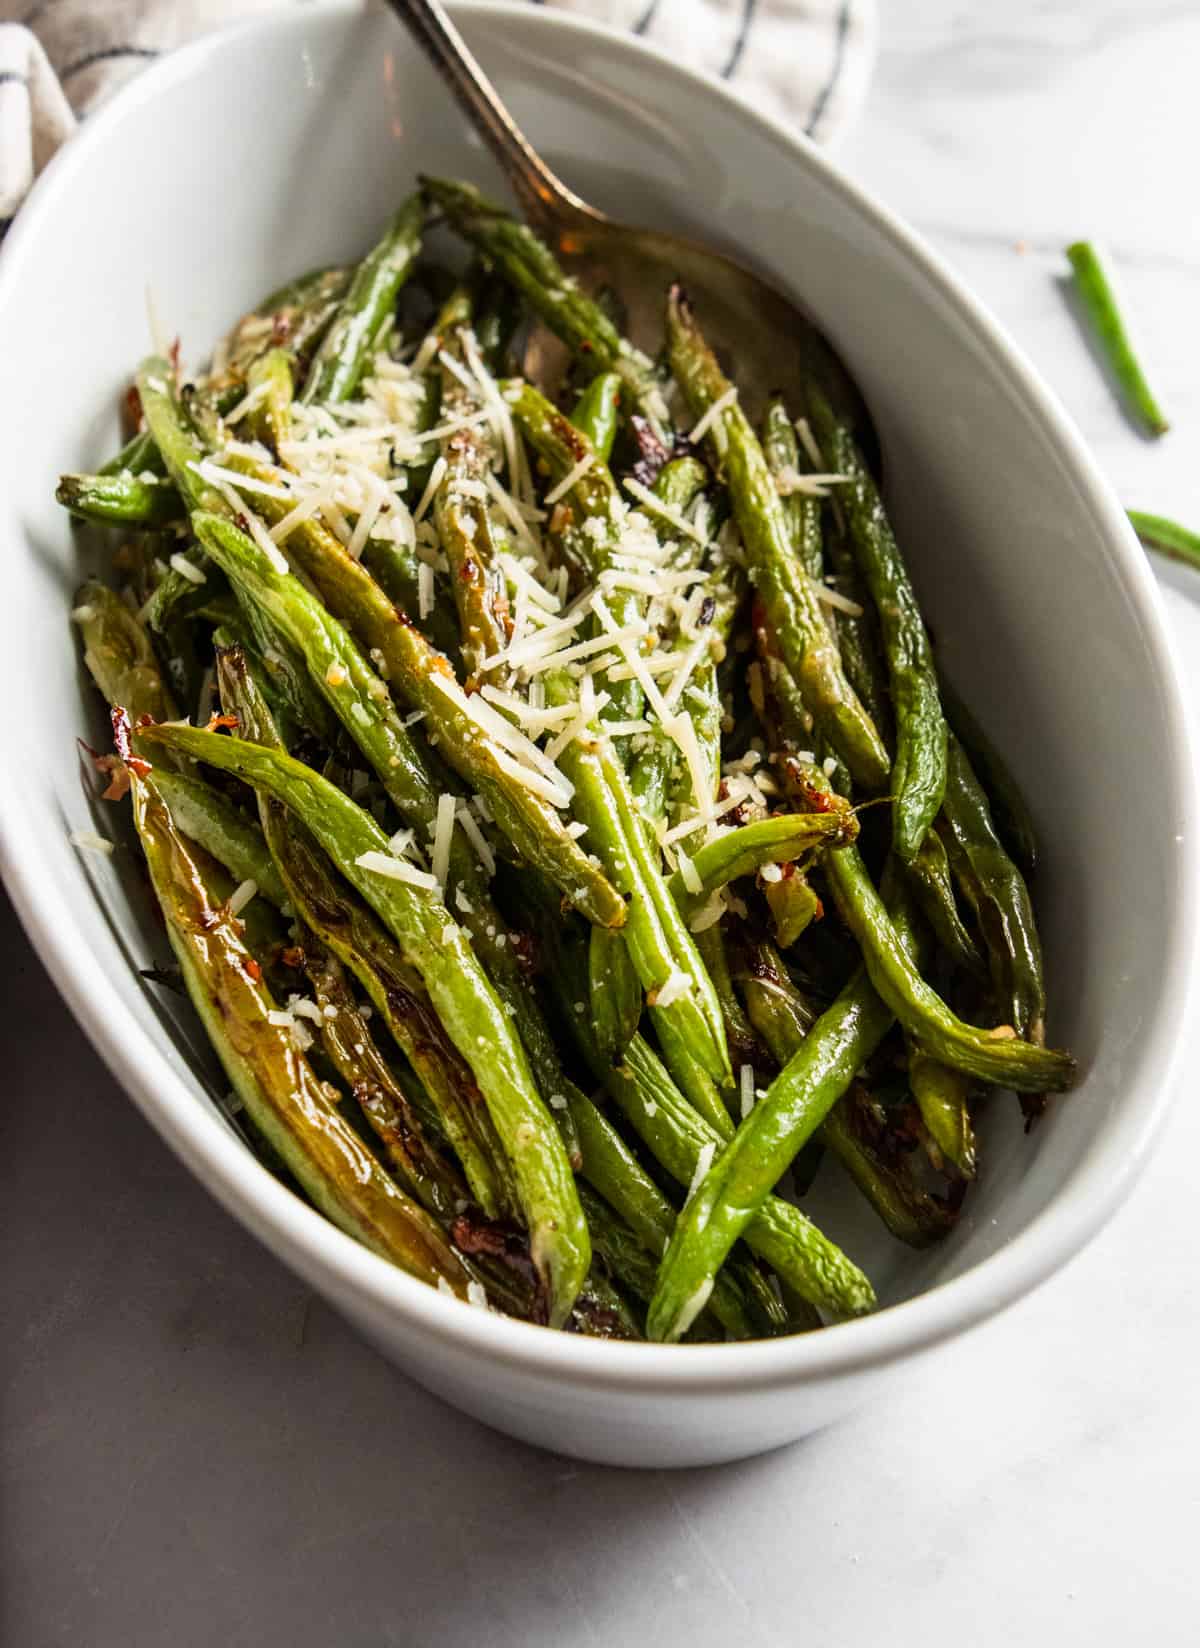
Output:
[{"xmin": 5, "ymin": 3, "xmax": 1200, "ymax": 1642}]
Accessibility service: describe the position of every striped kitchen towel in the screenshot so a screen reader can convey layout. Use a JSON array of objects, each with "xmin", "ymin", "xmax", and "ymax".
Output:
[{"xmin": 0, "ymin": 0, "xmax": 876, "ymax": 228}]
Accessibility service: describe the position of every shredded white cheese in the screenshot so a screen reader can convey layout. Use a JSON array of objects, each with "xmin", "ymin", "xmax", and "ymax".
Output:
[
  {"xmin": 354, "ymin": 850, "xmax": 439, "ymax": 890},
  {"xmin": 413, "ymin": 455, "xmax": 448, "ymax": 524},
  {"xmin": 739, "ymin": 1063, "xmax": 757, "ymax": 1120},
  {"xmin": 622, "ymin": 476, "xmax": 705, "ymax": 543},
  {"xmin": 816, "ymin": 582, "xmax": 864, "ymax": 618},
  {"xmin": 429, "ymin": 673, "xmax": 573, "ymax": 801},
  {"xmin": 267, "ymin": 1008, "xmax": 314, "ymax": 1052},
  {"xmin": 794, "ymin": 416, "xmax": 824, "ymax": 470},
  {"xmin": 455, "ymin": 804, "xmax": 495, "ymax": 877},
  {"xmin": 266, "ymin": 492, "xmax": 325, "ymax": 545},
  {"xmin": 676, "ymin": 850, "xmax": 703, "ymax": 896},
  {"xmin": 687, "ymin": 1141, "xmax": 716, "ymax": 1202},
  {"xmin": 652, "ymin": 968, "xmax": 693, "ymax": 1009},
  {"xmin": 222, "ymin": 381, "xmax": 270, "ymax": 426},
  {"xmin": 228, "ymin": 879, "xmax": 258, "ymax": 916},
  {"xmin": 68, "ymin": 829, "xmax": 113, "ymax": 856},
  {"xmin": 687, "ymin": 386, "xmax": 738, "ymax": 445},
  {"xmin": 168, "ymin": 552, "xmax": 206, "ymax": 587},
  {"xmin": 417, "ymin": 561, "xmax": 435, "ymax": 620},
  {"xmin": 193, "ymin": 458, "xmax": 292, "ymax": 502},
  {"xmin": 488, "ymin": 745, "xmax": 572, "ymax": 808},
  {"xmin": 287, "ymin": 994, "xmax": 326, "ymax": 1026},
  {"xmin": 431, "ymin": 792, "xmax": 456, "ymax": 886},
  {"xmin": 544, "ymin": 452, "xmax": 595, "ymax": 506}
]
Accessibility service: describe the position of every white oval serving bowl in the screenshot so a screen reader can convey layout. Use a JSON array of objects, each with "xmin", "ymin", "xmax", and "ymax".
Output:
[{"xmin": 0, "ymin": 1, "xmax": 1195, "ymax": 1469}]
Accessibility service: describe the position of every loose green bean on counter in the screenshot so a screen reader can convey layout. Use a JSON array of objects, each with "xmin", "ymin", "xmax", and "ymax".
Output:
[{"xmin": 61, "ymin": 176, "xmax": 1074, "ymax": 1342}]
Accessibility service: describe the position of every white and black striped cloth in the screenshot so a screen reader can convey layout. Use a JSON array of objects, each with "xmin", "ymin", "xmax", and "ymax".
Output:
[{"xmin": 0, "ymin": 0, "xmax": 876, "ymax": 231}]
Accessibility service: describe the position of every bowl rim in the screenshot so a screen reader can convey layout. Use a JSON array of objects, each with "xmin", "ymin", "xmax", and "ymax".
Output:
[{"xmin": 1, "ymin": 0, "xmax": 1196, "ymax": 1398}]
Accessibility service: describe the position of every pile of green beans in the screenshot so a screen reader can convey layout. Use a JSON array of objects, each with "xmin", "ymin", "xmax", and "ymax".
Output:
[{"xmin": 61, "ymin": 178, "xmax": 1074, "ymax": 1343}]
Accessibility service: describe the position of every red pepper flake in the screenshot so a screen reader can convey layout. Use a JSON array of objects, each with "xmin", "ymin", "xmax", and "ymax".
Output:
[
  {"xmin": 206, "ymin": 712, "xmax": 239, "ymax": 734},
  {"xmin": 780, "ymin": 755, "xmax": 841, "ymax": 814},
  {"xmin": 96, "ymin": 757, "xmax": 132, "ymax": 802},
  {"xmin": 242, "ymin": 957, "xmax": 262, "ymax": 982},
  {"xmin": 123, "ymin": 384, "xmax": 143, "ymax": 438},
  {"xmin": 110, "ymin": 706, "xmax": 152, "ymax": 776}
]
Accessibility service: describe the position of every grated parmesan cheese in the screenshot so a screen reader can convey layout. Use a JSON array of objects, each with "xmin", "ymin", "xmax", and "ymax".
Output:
[
  {"xmin": 413, "ymin": 455, "xmax": 448, "ymax": 524},
  {"xmin": 772, "ymin": 464, "xmax": 830, "ymax": 498},
  {"xmin": 793, "ymin": 416, "xmax": 824, "ymax": 470},
  {"xmin": 267, "ymin": 1008, "xmax": 314, "ymax": 1052},
  {"xmin": 622, "ymin": 477, "xmax": 704, "ymax": 543},
  {"xmin": 676, "ymin": 850, "xmax": 703, "ymax": 896},
  {"xmin": 69, "ymin": 829, "xmax": 113, "ymax": 856},
  {"xmin": 431, "ymin": 792, "xmax": 457, "ymax": 885},
  {"xmin": 267, "ymin": 491, "xmax": 325, "ymax": 544},
  {"xmin": 455, "ymin": 804, "xmax": 495, "ymax": 877},
  {"xmin": 687, "ymin": 386, "xmax": 738, "ymax": 445},
  {"xmin": 663, "ymin": 784, "xmax": 751, "ymax": 846},
  {"xmin": 222, "ymin": 381, "xmax": 270, "ymax": 426},
  {"xmin": 354, "ymin": 850, "xmax": 439, "ymax": 890},
  {"xmin": 687, "ymin": 1141, "xmax": 716, "ymax": 1202},
  {"xmin": 544, "ymin": 451, "xmax": 595, "ymax": 506},
  {"xmin": 228, "ymin": 879, "xmax": 258, "ymax": 915},
  {"xmin": 488, "ymin": 745, "xmax": 572, "ymax": 807},
  {"xmin": 429, "ymin": 673, "xmax": 573, "ymax": 800},
  {"xmin": 417, "ymin": 561, "xmax": 435, "ymax": 620},
  {"xmin": 652, "ymin": 968, "xmax": 693, "ymax": 1009},
  {"xmin": 287, "ymin": 994, "xmax": 326, "ymax": 1026},
  {"xmin": 479, "ymin": 683, "xmax": 574, "ymax": 731},
  {"xmin": 169, "ymin": 552, "xmax": 206, "ymax": 587},
  {"xmin": 739, "ymin": 1063, "xmax": 756, "ymax": 1120},
  {"xmin": 816, "ymin": 581, "xmax": 864, "ymax": 618}
]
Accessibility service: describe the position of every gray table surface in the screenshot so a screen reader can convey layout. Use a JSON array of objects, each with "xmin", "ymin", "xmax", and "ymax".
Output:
[{"xmin": 7, "ymin": 3, "xmax": 1200, "ymax": 1644}]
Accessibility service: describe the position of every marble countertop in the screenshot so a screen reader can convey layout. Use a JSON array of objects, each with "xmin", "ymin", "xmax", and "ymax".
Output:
[{"xmin": 5, "ymin": 3, "xmax": 1200, "ymax": 1642}]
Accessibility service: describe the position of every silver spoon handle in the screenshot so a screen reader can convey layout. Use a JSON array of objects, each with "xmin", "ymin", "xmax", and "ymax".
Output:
[{"xmin": 382, "ymin": 0, "xmax": 589, "ymax": 227}]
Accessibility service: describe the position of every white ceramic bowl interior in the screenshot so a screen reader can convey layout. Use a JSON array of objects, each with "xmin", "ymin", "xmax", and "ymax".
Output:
[{"xmin": 0, "ymin": 2, "xmax": 1195, "ymax": 1467}]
